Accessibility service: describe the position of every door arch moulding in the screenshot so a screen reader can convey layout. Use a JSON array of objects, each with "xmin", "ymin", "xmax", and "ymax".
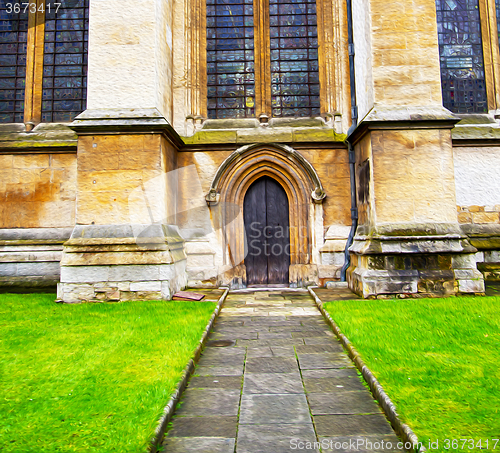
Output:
[
  {"xmin": 206, "ymin": 143, "xmax": 326, "ymax": 204},
  {"xmin": 205, "ymin": 143, "xmax": 326, "ymax": 286}
]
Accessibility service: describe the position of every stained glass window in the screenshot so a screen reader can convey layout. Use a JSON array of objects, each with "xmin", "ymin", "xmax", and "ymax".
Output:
[
  {"xmin": 0, "ymin": 0, "xmax": 28, "ymax": 123},
  {"xmin": 42, "ymin": 0, "xmax": 89, "ymax": 122},
  {"xmin": 207, "ymin": 0, "xmax": 255, "ymax": 119},
  {"xmin": 270, "ymin": 0, "xmax": 320, "ymax": 117},
  {"xmin": 435, "ymin": 0, "xmax": 487, "ymax": 113}
]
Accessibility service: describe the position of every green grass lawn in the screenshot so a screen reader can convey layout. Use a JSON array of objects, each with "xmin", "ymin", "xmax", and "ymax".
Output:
[
  {"xmin": 323, "ymin": 295, "xmax": 500, "ymax": 452},
  {"xmin": 0, "ymin": 294, "xmax": 216, "ymax": 453}
]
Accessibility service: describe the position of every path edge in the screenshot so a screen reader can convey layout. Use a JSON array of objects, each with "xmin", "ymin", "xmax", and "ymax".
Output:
[
  {"xmin": 307, "ymin": 286, "xmax": 426, "ymax": 453},
  {"xmin": 149, "ymin": 287, "xmax": 230, "ymax": 452}
]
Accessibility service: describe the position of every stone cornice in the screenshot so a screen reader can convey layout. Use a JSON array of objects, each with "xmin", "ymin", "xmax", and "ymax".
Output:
[
  {"xmin": 0, "ymin": 123, "xmax": 77, "ymax": 152},
  {"xmin": 69, "ymin": 109, "xmax": 185, "ymax": 149},
  {"xmin": 348, "ymin": 106, "xmax": 460, "ymax": 145}
]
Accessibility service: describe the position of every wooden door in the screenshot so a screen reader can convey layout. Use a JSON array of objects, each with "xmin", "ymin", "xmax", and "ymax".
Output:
[{"xmin": 243, "ymin": 176, "xmax": 290, "ymax": 286}]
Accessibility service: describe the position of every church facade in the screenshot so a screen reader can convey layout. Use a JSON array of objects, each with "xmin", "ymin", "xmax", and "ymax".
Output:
[{"xmin": 0, "ymin": 0, "xmax": 499, "ymax": 301}]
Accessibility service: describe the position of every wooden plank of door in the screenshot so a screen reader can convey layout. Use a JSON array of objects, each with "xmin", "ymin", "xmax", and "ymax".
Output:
[
  {"xmin": 244, "ymin": 177, "xmax": 268, "ymax": 285},
  {"xmin": 266, "ymin": 177, "xmax": 290, "ymax": 284}
]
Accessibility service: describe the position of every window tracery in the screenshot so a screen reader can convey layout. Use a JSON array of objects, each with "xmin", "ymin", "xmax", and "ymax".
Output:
[
  {"xmin": 436, "ymin": 0, "xmax": 487, "ymax": 113},
  {"xmin": 0, "ymin": 0, "xmax": 89, "ymax": 124},
  {"xmin": 207, "ymin": 0, "xmax": 321, "ymax": 119}
]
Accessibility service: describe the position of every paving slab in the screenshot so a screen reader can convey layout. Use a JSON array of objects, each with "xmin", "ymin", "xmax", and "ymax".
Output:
[
  {"xmin": 257, "ymin": 331, "xmax": 293, "ymax": 339},
  {"xmin": 198, "ymin": 354, "xmax": 246, "ymax": 367},
  {"xmin": 313, "ymin": 414, "xmax": 396, "ymax": 436},
  {"xmin": 308, "ymin": 392, "xmax": 381, "ymax": 415},
  {"xmin": 162, "ymin": 437, "xmax": 236, "ymax": 453},
  {"xmin": 303, "ymin": 336, "xmax": 338, "ymax": 345},
  {"xmin": 318, "ymin": 435, "xmax": 404, "ymax": 452},
  {"xmin": 236, "ymin": 424, "xmax": 319, "ymax": 453},
  {"xmin": 245, "ymin": 346, "xmax": 295, "ymax": 358},
  {"xmin": 174, "ymin": 388, "xmax": 241, "ymax": 417},
  {"xmin": 245, "ymin": 356, "xmax": 298, "ymax": 373},
  {"xmin": 163, "ymin": 289, "xmax": 401, "ymax": 451},
  {"xmin": 200, "ymin": 348, "xmax": 246, "ymax": 359},
  {"xmin": 304, "ymin": 376, "xmax": 367, "ymax": 393},
  {"xmin": 195, "ymin": 365, "xmax": 244, "ymax": 376},
  {"xmin": 168, "ymin": 416, "xmax": 238, "ymax": 437},
  {"xmin": 188, "ymin": 376, "xmax": 242, "ymax": 390},
  {"xmin": 212, "ymin": 332, "xmax": 259, "ymax": 340},
  {"xmin": 295, "ymin": 344, "xmax": 344, "ymax": 354},
  {"xmin": 301, "ymin": 368, "xmax": 359, "ymax": 379},
  {"xmin": 239, "ymin": 394, "xmax": 312, "ymax": 424},
  {"xmin": 236, "ymin": 338, "xmax": 305, "ymax": 347},
  {"xmin": 297, "ymin": 352, "xmax": 353, "ymax": 369},
  {"xmin": 243, "ymin": 371, "xmax": 303, "ymax": 394}
]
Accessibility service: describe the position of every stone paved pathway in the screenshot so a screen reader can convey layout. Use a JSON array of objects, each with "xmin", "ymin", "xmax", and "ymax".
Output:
[{"xmin": 162, "ymin": 289, "xmax": 403, "ymax": 452}]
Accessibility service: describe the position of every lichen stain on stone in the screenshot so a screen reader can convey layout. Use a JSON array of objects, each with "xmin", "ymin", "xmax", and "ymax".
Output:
[{"xmin": 1, "ymin": 180, "xmax": 59, "ymax": 228}]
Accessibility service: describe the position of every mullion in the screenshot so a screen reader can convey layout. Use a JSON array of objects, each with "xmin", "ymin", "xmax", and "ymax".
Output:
[
  {"xmin": 0, "ymin": 1, "xmax": 28, "ymax": 123},
  {"xmin": 42, "ymin": 0, "xmax": 89, "ymax": 122},
  {"xmin": 435, "ymin": 0, "xmax": 487, "ymax": 113}
]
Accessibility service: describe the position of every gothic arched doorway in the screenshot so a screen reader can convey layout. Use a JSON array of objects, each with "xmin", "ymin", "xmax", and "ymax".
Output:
[{"xmin": 243, "ymin": 176, "xmax": 290, "ymax": 286}]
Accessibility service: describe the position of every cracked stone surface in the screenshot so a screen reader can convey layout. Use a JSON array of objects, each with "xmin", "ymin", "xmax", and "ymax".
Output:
[{"xmin": 162, "ymin": 289, "xmax": 403, "ymax": 452}]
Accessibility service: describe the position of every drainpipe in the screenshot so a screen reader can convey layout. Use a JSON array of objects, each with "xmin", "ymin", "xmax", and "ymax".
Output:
[{"xmin": 340, "ymin": 0, "xmax": 358, "ymax": 282}]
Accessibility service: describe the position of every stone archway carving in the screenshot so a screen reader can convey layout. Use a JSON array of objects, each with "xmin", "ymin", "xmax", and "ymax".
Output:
[
  {"xmin": 206, "ymin": 143, "xmax": 326, "ymax": 204},
  {"xmin": 206, "ymin": 143, "xmax": 326, "ymax": 276}
]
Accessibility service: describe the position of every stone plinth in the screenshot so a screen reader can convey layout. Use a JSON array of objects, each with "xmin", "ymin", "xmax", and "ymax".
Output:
[
  {"xmin": 347, "ymin": 230, "xmax": 484, "ymax": 298},
  {"xmin": 347, "ymin": 108, "xmax": 485, "ymax": 297},
  {"xmin": 56, "ymin": 110, "xmax": 188, "ymax": 303},
  {"xmin": 57, "ymin": 224, "xmax": 187, "ymax": 303}
]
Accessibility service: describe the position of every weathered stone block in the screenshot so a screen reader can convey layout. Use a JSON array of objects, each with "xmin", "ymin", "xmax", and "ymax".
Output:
[
  {"xmin": 317, "ymin": 265, "xmax": 342, "ymax": 279},
  {"xmin": 472, "ymin": 212, "xmax": 499, "ymax": 224},
  {"xmin": 452, "ymin": 253, "xmax": 478, "ymax": 269},
  {"xmin": 112, "ymin": 282, "xmax": 126, "ymax": 291},
  {"xmin": 17, "ymin": 262, "xmax": 60, "ymax": 277},
  {"xmin": 0, "ymin": 263, "xmax": 17, "ymax": 276},
  {"xmin": 187, "ymin": 254, "xmax": 215, "ymax": 268},
  {"xmin": 457, "ymin": 279, "xmax": 485, "ymax": 293},
  {"xmin": 108, "ymin": 265, "xmax": 160, "ymax": 282},
  {"xmin": 485, "ymin": 251, "xmax": 500, "ymax": 262},
  {"xmin": 106, "ymin": 291, "xmax": 121, "ymax": 301},
  {"xmin": 130, "ymin": 281, "xmax": 162, "ymax": 292},
  {"xmin": 161, "ymin": 281, "xmax": 171, "ymax": 300},
  {"xmin": 320, "ymin": 251, "xmax": 345, "ymax": 266},
  {"xmin": 61, "ymin": 266, "xmax": 109, "ymax": 283},
  {"xmin": 458, "ymin": 212, "xmax": 472, "ymax": 224},
  {"xmin": 159, "ymin": 264, "xmax": 175, "ymax": 280},
  {"xmin": 59, "ymin": 283, "xmax": 95, "ymax": 303},
  {"xmin": 134, "ymin": 291, "xmax": 162, "ymax": 300}
]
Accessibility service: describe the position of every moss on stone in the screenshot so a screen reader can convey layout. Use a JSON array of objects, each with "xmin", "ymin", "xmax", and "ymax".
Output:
[
  {"xmin": 182, "ymin": 130, "xmax": 238, "ymax": 144},
  {"xmin": 452, "ymin": 124, "xmax": 500, "ymax": 140},
  {"xmin": 182, "ymin": 126, "xmax": 346, "ymax": 145},
  {"xmin": 0, "ymin": 123, "xmax": 77, "ymax": 149}
]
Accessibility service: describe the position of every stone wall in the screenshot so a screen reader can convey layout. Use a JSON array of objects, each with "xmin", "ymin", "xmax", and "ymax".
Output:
[
  {"xmin": 0, "ymin": 153, "xmax": 76, "ymax": 228},
  {"xmin": 57, "ymin": 127, "xmax": 187, "ymax": 303},
  {"xmin": 454, "ymin": 146, "xmax": 500, "ymax": 223},
  {"xmin": 87, "ymin": 0, "xmax": 173, "ymax": 122},
  {"xmin": 353, "ymin": 0, "xmax": 443, "ymax": 120},
  {"xmin": 177, "ymin": 145, "xmax": 352, "ymax": 287},
  {"xmin": 76, "ymin": 134, "xmax": 173, "ymax": 226},
  {"xmin": 453, "ymin": 145, "xmax": 500, "ymax": 281}
]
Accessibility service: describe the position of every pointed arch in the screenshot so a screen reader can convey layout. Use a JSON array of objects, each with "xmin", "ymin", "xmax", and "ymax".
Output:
[
  {"xmin": 206, "ymin": 143, "xmax": 326, "ymax": 204},
  {"xmin": 206, "ymin": 143, "xmax": 326, "ymax": 281}
]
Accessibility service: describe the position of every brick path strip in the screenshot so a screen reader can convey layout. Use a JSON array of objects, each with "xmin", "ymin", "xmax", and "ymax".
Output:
[{"xmin": 162, "ymin": 290, "xmax": 403, "ymax": 453}]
